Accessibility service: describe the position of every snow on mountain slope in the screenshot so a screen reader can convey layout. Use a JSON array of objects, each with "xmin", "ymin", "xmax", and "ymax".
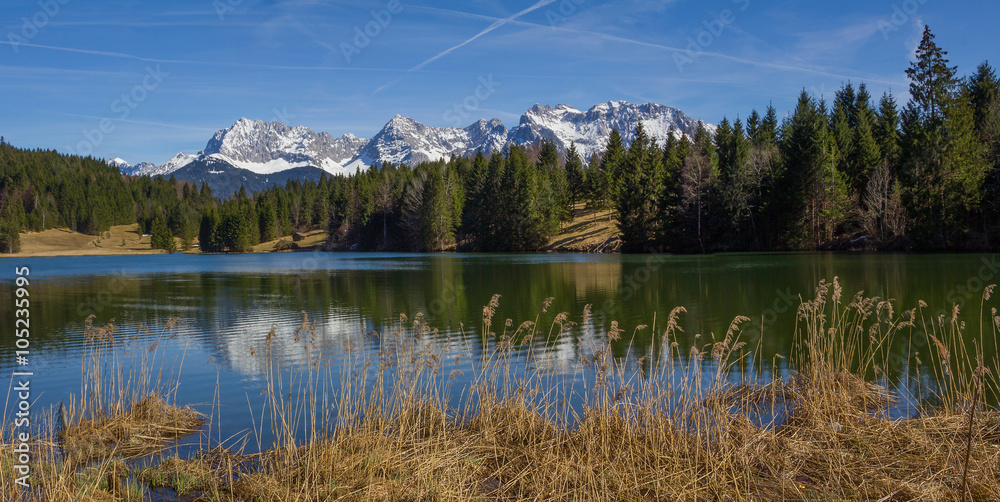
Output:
[
  {"xmin": 107, "ymin": 158, "xmax": 159, "ymax": 176},
  {"xmin": 157, "ymin": 152, "xmax": 197, "ymax": 175},
  {"xmin": 509, "ymin": 101, "xmax": 712, "ymax": 160},
  {"xmin": 115, "ymin": 101, "xmax": 714, "ymax": 186},
  {"xmin": 203, "ymin": 118, "xmax": 368, "ymax": 175},
  {"xmin": 356, "ymin": 115, "xmax": 509, "ymax": 166}
]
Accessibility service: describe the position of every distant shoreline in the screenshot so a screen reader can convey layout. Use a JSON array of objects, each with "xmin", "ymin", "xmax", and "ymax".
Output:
[
  {"xmin": 1, "ymin": 224, "xmax": 331, "ymax": 258},
  {"xmin": 3, "ymin": 205, "xmax": 622, "ymax": 258}
]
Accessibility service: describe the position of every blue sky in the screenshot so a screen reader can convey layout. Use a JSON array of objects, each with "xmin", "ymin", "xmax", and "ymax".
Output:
[{"xmin": 1, "ymin": 0, "xmax": 996, "ymax": 165}]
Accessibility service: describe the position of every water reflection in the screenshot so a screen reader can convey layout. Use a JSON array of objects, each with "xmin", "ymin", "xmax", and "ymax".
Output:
[{"xmin": 1, "ymin": 252, "xmax": 997, "ymax": 451}]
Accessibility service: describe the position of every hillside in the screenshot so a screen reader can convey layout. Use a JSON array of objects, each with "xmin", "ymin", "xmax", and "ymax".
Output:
[{"xmin": 547, "ymin": 204, "xmax": 620, "ymax": 253}]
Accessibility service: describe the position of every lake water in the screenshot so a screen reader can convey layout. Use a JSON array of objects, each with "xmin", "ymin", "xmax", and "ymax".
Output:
[{"xmin": 2, "ymin": 251, "xmax": 999, "ymax": 450}]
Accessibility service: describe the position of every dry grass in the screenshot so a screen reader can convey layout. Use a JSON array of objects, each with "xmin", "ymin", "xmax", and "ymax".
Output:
[
  {"xmin": 252, "ymin": 230, "xmax": 328, "ymax": 253},
  {"xmin": 61, "ymin": 394, "xmax": 203, "ymax": 468},
  {"xmin": 1, "ymin": 317, "xmax": 203, "ymax": 501},
  {"xmin": 9, "ymin": 224, "xmax": 171, "ymax": 257},
  {"xmin": 547, "ymin": 202, "xmax": 620, "ymax": 252},
  {"xmin": 4, "ymin": 280, "xmax": 1000, "ymax": 501}
]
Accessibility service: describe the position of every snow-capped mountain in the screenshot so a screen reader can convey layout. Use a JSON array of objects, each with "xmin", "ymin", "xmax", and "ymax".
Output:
[
  {"xmin": 114, "ymin": 101, "xmax": 713, "ymax": 192},
  {"xmin": 107, "ymin": 158, "xmax": 158, "ymax": 176},
  {"xmin": 203, "ymin": 118, "xmax": 368, "ymax": 175},
  {"xmin": 509, "ymin": 101, "xmax": 710, "ymax": 160},
  {"xmin": 354, "ymin": 115, "xmax": 510, "ymax": 166}
]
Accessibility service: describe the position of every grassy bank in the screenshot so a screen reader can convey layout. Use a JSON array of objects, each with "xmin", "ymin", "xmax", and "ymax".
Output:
[
  {"xmin": 5, "ymin": 203, "xmax": 613, "ymax": 258},
  {"xmin": 4, "ymin": 281, "xmax": 1000, "ymax": 500},
  {"xmin": 3, "ymin": 224, "xmax": 331, "ymax": 258}
]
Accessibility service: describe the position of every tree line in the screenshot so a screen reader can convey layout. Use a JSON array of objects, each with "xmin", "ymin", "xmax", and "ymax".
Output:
[
  {"xmin": 608, "ymin": 26, "xmax": 999, "ymax": 252},
  {"xmin": 1, "ymin": 26, "xmax": 996, "ymax": 254}
]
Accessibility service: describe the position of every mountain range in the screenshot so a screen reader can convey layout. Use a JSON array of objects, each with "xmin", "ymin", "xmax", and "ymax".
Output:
[{"xmin": 109, "ymin": 101, "xmax": 714, "ymax": 194}]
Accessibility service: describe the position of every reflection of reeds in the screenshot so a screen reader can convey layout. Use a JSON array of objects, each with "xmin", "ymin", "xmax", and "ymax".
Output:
[{"xmin": 4, "ymin": 281, "xmax": 1000, "ymax": 500}]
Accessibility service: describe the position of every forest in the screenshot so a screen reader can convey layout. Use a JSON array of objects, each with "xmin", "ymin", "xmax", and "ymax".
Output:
[{"xmin": 0, "ymin": 26, "xmax": 997, "ymax": 254}]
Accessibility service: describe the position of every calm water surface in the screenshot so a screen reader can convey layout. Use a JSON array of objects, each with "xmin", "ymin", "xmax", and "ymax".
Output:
[{"xmin": 2, "ymin": 251, "xmax": 998, "ymax": 449}]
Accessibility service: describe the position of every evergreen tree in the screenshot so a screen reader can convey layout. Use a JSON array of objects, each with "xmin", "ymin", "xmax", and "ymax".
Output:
[
  {"xmin": 900, "ymin": 25, "xmax": 987, "ymax": 247},
  {"xmin": 875, "ymin": 92, "xmax": 902, "ymax": 168},
  {"xmin": 150, "ymin": 214, "xmax": 176, "ymax": 253},
  {"xmin": 220, "ymin": 203, "xmax": 254, "ymax": 252},
  {"xmin": 760, "ymin": 105, "xmax": 779, "ymax": 146},
  {"xmin": 746, "ymin": 109, "xmax": 762, "ymax": 145},
  {"xmin": 198, "ymin": 206, "xmax": 222, "ymax": 252},
  {"xmin": 585, "ymin": 151, "xmax": 608, "ymax": 212},
  {"xmin": 601, "ymin": 129, "xmax": 626, "ymax": 207},
  {"xmin": 714, "ymin": 117, "xmax": 735, "ymax": 182},
  {"xmin": 777, "ymin": 90, "xmax": 849, "ymax": 247},
  {"xmin": 419, "ymin": 166, "xmax": 454, "ymax": 251},
  {"xmin": 0, "ymin": 220, "xmax": 20, "ymax": 253},
  {"xmin": 659, "ymin": 132, "xmax": 689, "ymax": 247},
  {"xmin": 461, "ymin": 151, "xmax": 490, "ymax": 245},
  {"xmin": 564, "ymin": 142, "xmax": 586, "ymax": 206},
  {"xmin": 539, "ymin": 140, "xmax": 571, "ymax": 224},
  {"xmin": 617, "ymin": 123, "xmax": 663, "ymax": 252},
  {"xmin": 850, "ymin": 96, "xmax": 882, "ymax": 196},
  {"xmin": 968, "ymin": 62, "xmax": 1000, "ymax": 243}
]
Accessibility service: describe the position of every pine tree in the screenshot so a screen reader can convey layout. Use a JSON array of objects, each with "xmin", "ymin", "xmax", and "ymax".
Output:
[
  {"xmin": 746, "ymin": 110, "xmax": 762, "ymax": 145},
  {"xmin": 198, "ymin": 206, "xmax": 220, "ymax": 252},
  {"xmin": 968, "ymin": 62, "xmax": 1000, "ymax": 243},
  {"xmin": 539, "ymin": 140, "xmax": 571, "ymax": 225},
  {"xmin": 585, "ymin": 152, "xmax": 608, "ymax": 213},
  {"xmin": 461, "ymin": 151, "xmax": 490, "ymax": 245},
  {"xmin": 617, "ymin": 123, "xmax": 663, "ymax": 252},
  {"xmin": 875, "ymin": 92, "xmax": 901, "ymax": 168},
  {"xmin": 564, "ymin": 142, "xmax": 586, "ymax": 206},
  {"xmin": 900, "ymin": 25, "xmax": 987, "ymax": 247},
  {"xmin": 672, "ymin": 125, "xmax": 719, "ymax": 252},
  {"xmin": 850, "ymin": 97, "xmax": 882, "ymax": 196},
  {"xmin": 150, "ymin": 214, "xmax": 176, "ymax": 253},
  {"xmin": 0, "ymin": 220, "xmax": 20, "ymax": 253},
  {"xmin": 601, "ymin": 129, "xmax": 626, "ymax": 207},
  {"xmin": 778, "ymin": 90, "xmax": 829, "ymax": 247},
  {"xmin": 419, "ymin": 166, "xmax": 454, "ymax": 251},
  {"xmin": 659, "ymin": 132, "xmax": 690, "ymax": 248},
  {"xmin": 760, "ymin": 105, "xmax": 779, "ymax": 146}
]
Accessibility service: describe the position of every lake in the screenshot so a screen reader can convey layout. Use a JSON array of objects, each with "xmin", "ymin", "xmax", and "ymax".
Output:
[{"xmin": 2, "ymin": 251, "xmax": 999, "ymax": 450}]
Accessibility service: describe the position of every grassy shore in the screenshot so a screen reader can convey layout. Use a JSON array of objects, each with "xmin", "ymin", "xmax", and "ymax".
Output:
[
  {"xmin": 4, "ymin": 281, "xmax": 1000, "ymax": 500},
  {"xmin": 4, "ymin": 224, "xmax": 330, "ymax": 258},
  {"xmin": 5, "ymin": 203, "xmax": 614, "ymax": 258},
  {"xmin": 10, "ymin": 224, "xmax": 171, "ymax": 257}
]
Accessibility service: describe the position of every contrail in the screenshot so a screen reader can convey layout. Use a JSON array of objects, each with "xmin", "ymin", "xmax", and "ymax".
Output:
[
  {"xmin": 0, "ymin": 40, "xmax": 400, "ymax": 72},
  {"xmin": 411, "ymin": 4, "xmax": 905, "ymax": 87},
  {"xmin": 45, "ymin": 112, "xmax": 219, "ymax": 133},
  {"xmin": 373, "ymin": 0, "xmax": 558, "ymax": 94}
]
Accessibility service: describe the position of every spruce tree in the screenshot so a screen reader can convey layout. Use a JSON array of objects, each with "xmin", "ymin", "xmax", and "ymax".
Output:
[
  {"xmin": 778, "ymin": 90, "xmax": 827, "ymax": 247},
  {"xmin": 875, "ymin": 92, "xmax": 901, "ymax": 169},
  {"xmin": 564, "ymin": 142, "xmax": 586, "ymax": 206},
  {"xmin": 150, "ymin": 214, "xmax": 176, "ymax": 253},
  {"xmin": 901, "ymin": 25, "xmax": 987, "ymax": 247},
  {"xmin": 419, "ymin": 166, "xmax": 454, "ymax": 251},
  {"xmin": 850, "ymin": 99, "xmax": 882, "ymax": 196},
  {"xmin": 968, "ymin": 62, "xmax": 1000, "ymax": 243},
  {"xmin": 601, "ymin": 129, "xmax": 626, "ymax": 207},
  {"xmin": 746, "ymin": 109, "xmax": 762, "ymax": 145},
  {"xmin": 617, "ymin": 123, "xmax": 662, "ymax": 252}
]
